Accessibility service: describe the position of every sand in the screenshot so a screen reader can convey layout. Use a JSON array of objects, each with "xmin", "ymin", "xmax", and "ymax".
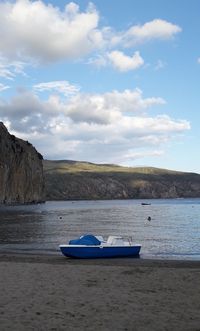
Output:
[{"xmin": 0, "ymin": 254, "xmax": 200, "ymax": 331}]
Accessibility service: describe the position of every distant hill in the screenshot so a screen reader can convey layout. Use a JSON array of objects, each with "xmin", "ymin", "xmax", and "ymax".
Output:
[{"xmin": 43, "ymin": 159, "xmax": 200, "ymax": 200}]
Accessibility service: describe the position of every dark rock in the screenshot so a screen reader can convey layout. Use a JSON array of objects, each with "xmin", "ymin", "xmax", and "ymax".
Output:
[{"xmin": 0, "ymin": 122, "xmax": 45, "ymax": 204}]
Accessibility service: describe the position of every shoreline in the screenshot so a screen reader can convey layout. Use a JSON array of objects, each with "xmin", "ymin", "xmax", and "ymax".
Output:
[
  {"xmin": 1, "ymin": 253, "xmax": 200, "ymax": 330},
  {"xmin": 0, "ymin": 196, "xmax": 200, "ymax": 206},
  {"xmin": 1, "ymin": 249, "xmax": 200, "ymax": 263},
  {"xmin": 1, "ymin": 251, "xmax": 200, "ymax": 267}
]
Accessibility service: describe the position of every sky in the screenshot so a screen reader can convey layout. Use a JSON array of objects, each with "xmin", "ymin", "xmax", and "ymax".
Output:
[{"xmin": 0, "ymin": 0, "xmax": 200, "ymax": 173}]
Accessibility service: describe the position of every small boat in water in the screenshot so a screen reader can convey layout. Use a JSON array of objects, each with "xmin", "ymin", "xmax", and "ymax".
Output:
[{"xmin": 59, "ymin": 234, "xmax": 141, "ymax": 259}]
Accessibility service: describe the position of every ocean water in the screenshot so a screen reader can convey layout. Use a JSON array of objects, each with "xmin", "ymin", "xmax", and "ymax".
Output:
[{"xmin": 0, "ymin": 199, "xmax": 200, "ymax": 260}]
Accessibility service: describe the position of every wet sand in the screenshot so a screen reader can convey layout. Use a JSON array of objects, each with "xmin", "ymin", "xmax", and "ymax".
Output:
[{"xmin": 0, "ymin": 254, "xmax": 200, "ymax": 331}]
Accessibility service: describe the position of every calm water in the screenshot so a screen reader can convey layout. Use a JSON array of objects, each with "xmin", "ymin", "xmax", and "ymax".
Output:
[{"xmin": 0, "ymin": 199, "xmax": 200, "ymax": 260}]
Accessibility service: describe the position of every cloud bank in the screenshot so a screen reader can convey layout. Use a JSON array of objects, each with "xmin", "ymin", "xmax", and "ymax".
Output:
[
  {"xmin": 0, "ymin": 84, "xmax": 190, "ymax": 164},
  {"xmin": 0, "ymin": 1, "xmax": 187, "ymax": 165}
]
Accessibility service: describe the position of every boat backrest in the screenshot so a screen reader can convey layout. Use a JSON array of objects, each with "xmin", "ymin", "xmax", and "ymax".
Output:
[
  {"xmin": 113, "ymin": 238, "xmax": 125, "ymax": 245},
  {"xmin": 107, "ymin": 236, "xmax": 125, "ymax": 246},
  {"xmin": 107, "ymin": 236, "xmax": 116, "ymax": 245}
]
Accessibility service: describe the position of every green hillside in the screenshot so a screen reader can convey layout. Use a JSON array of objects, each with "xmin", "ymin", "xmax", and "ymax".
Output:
[{"xmin": 43, "ymin": 160, "xmax": 200, "ymax": 200}]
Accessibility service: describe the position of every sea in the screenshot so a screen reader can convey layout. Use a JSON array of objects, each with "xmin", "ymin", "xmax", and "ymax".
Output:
[{"xmin": 0, "ymin": 198, "xmax": 200, "ymax": 260}]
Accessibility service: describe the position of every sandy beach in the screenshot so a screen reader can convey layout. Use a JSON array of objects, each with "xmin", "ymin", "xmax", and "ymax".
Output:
[{"xmin": 0, "ymin": 254, "xmax": 200, "ymax": 331}]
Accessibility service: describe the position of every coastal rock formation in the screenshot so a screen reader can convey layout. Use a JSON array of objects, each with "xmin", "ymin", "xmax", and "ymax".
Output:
[
  {"xmin": 0, "ymin": 122, "xmax": 45, "ymax": 204},
  {"xmin": 44, "ymin": 160, "xmax": 200, "ymax": 200}
]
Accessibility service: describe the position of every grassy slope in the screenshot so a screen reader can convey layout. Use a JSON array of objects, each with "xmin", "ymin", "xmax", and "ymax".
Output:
[{"xmin": 43, "ymin": 159, "xmax": 186, "ymax": 175}]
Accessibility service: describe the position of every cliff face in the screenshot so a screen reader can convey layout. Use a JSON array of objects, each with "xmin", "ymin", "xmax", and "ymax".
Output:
[
  {"xmin": 0, "ymin": 122, "xmax": 45, "ymax": 204},
  {"xmin": 44, "ymin": 160, "xmax": 200, "ymax": 200}
]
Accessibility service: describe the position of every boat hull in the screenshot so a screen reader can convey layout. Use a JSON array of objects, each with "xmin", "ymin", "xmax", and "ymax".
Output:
[{"xmin": 59, "ymin": 245, "xmax": 141, "ymax": 259}]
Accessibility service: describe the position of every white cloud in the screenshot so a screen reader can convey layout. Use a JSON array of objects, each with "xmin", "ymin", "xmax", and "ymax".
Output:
[
  {"xmin": 89, "ymin": 50, "xmax": 145, "ymax": 72},
  {"xmin": 123, "ymin": 19, "xmax": 181, "ymax": 46},
  {"xmin": 34, "ymin": 81, "xmax": 80, "ymax": 97},
  {"xmin": 0, "ymin": 87, "xmax": 190, "ymax": 164},
  {"xmin": 107, "ymin": 50, "xmax": 144, "ymax": 72},
  {"xmin": 0, "ymin": 0, "xmax": 103, "ymax": 62},
  {"xmin": 0, "ymin": 55, "xmax": 27, "ymax": 80},
  {"xmin": 197, "ymin": 58, "xmax": 200, "ymax": 64},
  {"xmin": 0, "ymin": 83, "xmax": 10, "ymax": 92},
  {"xmin": 87, "ymin": 55, "xmax": 107, "ymax": 68}
]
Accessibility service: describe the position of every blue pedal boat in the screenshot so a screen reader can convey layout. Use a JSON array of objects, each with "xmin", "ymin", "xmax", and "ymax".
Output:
[{"xmin": 59, "ymin": 234, "xmax": 141, "ymax": 259}]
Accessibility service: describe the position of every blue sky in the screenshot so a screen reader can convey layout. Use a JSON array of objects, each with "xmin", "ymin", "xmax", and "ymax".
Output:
[{"xmin": 0, "ymin": 0, "xmax": 200, "ymax": 173}]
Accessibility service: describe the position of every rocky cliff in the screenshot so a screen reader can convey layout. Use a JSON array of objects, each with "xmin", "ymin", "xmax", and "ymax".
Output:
[
  {"xmin": 44, "ymin": 160, "xmax": 200, "ymax": 200},
  {"xmin": 0, "ymin": 122, "xmax": 45, "ymax": 204}
]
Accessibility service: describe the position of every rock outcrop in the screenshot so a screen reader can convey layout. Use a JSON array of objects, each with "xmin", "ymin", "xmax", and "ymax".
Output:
[{"xmin": 0, "ymin": 122, "xmax": 45, "ymax": 204}]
